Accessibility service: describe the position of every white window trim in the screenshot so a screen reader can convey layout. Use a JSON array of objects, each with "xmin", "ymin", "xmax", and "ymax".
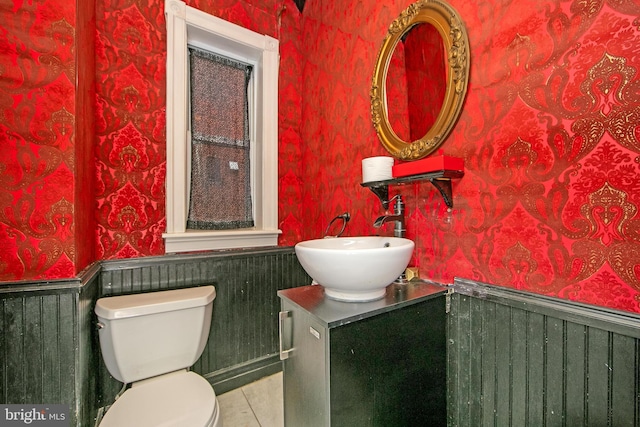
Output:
[{"xmin": 164, "ymin": 0, "xmax": 281, "ymax": 253}]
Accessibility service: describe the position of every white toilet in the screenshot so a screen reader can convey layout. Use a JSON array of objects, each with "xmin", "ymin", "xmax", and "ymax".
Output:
[{"xmin": 94, "ymin": 286, "xmax": 222, "ymax": 427}]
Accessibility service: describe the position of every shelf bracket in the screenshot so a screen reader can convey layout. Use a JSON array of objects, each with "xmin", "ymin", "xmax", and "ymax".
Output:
[
  {"xmin": 429, "ymin": 178, "xmax": 454, "ymax": 208},
  {"xmin": 368, "ymin": 185, "xmax": 390, "ymax": 210},
  {"xmin": 360, "ymin": 167, "xmax": 463, "ymax": 210}
]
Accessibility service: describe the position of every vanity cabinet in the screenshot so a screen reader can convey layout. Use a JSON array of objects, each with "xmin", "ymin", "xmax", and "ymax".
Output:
[{"xmin": 278, "ymin": 282, "xmax": 447, "ymax": 427}]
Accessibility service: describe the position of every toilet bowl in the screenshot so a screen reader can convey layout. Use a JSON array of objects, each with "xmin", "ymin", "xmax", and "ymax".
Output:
[
  {"xmin": 95, "ymin": 286, "xmax": 222, "ymax": 427},
  {"xmin": 99, "ymin": 371, "xmax": 220, "ymax": 427}
]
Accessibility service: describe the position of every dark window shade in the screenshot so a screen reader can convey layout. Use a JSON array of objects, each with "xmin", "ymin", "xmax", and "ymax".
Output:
[{"xmin": 187, "ymin": 47, "xmax": 254, "ymax": 230}]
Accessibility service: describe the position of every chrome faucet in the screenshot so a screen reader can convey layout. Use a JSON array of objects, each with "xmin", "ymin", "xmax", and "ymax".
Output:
[{"xmin": 373, "ymin": 195, "xmax": 405, "ymax": 238}]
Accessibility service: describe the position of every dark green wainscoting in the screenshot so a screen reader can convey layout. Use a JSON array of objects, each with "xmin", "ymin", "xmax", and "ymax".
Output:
[
  {"xmin": 0, "ymin": 247, "xmax": 309, "ymax": 427},
  {"xmin": 5, "ymin": 262, "xmax": 639, "ymax": 427},
  {"xmin": 448, "ymin": 278, "xmax": 640, "ymax": 427},
  {"xmin": 0, "ymin": 263, "xmax": 100, "ymax": 427}
]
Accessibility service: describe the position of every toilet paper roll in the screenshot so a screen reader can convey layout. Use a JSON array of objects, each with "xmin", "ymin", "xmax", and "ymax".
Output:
[{"xmin": 362, "ymin": 156, "xmax": 394, "ymax": 182}]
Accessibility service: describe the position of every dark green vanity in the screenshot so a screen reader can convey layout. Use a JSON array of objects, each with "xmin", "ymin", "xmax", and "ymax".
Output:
[{"xmin": 278, "ymin": 281, "xmax": 448, "ymax": 427}]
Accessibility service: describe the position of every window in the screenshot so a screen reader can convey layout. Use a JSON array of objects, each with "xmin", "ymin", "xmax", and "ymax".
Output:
[{"xmin": 164, "ymin": 0, "xmax": 280, "ymax": 253}]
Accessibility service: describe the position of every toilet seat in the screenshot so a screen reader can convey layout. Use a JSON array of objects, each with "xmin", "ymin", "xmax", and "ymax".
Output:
[{"xmin": 99, "ymin": 371, "xmax": 220, "ymax": 427}]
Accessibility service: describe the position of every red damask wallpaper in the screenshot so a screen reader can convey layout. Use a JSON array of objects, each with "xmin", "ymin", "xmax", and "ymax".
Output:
[
  {"xmin": 93, "ymin": 0, "xmax": 304, "ymax": 258},
  {"xmin": 299, "ymin": 0, "xmax": 640, "ymax": 313},
  {"xmin": 1, "ymin": 0, "xmax": 640, "ymax": 313},
  {"xmin": 94, "ymin": 0, "xmax": 167, "ymax": 259},
  {"xmin": 0, "ymin": 0, "xmax": 95, "ymax": 279}
]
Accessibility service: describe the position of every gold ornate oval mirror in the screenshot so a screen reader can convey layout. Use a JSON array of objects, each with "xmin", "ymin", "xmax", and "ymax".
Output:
[{"xmin": 371, "ymin": 0, "xmax": 470, "ymax": 161}]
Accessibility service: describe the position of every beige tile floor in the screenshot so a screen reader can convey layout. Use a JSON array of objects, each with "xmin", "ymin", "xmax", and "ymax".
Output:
[{"xmin": 217, "ymin": 372, "xmax": 284, "ymax": 427}]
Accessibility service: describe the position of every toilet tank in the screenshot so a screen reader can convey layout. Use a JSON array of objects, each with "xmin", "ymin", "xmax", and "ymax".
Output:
[{"xmin": 95, "ymin": 286, "xmax": 216, "ymax": 384}]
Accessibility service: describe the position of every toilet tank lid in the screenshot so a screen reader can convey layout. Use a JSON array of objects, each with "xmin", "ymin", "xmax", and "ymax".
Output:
[{"xmin": 95, "ymin": 286, "xmax": 216, "ymax": 320}]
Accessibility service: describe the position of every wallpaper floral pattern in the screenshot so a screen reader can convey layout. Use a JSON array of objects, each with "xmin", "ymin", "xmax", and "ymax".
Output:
[
  {"xmin": 299, "ymin": 0, "xmax": 640, "ymax": 312},
  {"xmin": 439, "ymin": 0, "xmax": 640, "ymax": 311},
  {"xmin": 93, "ymin": 0, "xmax": 305, "ymax": 258},
  {"xmin": 0, "ymin": 0, "xmax": 95, "ymax": 280},
  {"xmin": 94, "ymin": 0, "xmax": 167, "ymax": 259},
  {"xmin": 1, "ymin": 0, "xmax": 640, "ymax": 313}
]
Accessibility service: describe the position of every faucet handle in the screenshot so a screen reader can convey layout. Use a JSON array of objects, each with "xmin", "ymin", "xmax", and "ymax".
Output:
[{"xmin": 389, "ymin": 195, "xmax": 404, "ymax": 215}]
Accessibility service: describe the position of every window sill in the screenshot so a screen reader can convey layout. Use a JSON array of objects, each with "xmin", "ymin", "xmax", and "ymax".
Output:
[{"xmin": 163, "ymin": 229, "xmax": 282, "ymax": 253}]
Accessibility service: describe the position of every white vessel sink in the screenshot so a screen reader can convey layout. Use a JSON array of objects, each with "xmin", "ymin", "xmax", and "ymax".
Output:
[{"xmin": 294, "ymin": 236, "xmax": 415, "ymax": 302}]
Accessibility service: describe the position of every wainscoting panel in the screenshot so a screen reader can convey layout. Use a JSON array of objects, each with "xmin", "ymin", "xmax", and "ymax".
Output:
[
  {"xmin": 0, "ymin": 248, "xmax": 307, "ymax": 426},
  {"xmin": 98, "ymin": 248, "xmax": 310, "ymax": 402},
  {"xmin": 77, "ymin": 270, "xmax": 100, "ymax": 427},
  {"xmin": 0, "ymin": 290, "xmax": 75, "ymax": 404},
  {"xmin": 0, "ymin": 265, "xmax": 100, "ymax": 427},
  {"xmin": 448, "ymin": 278, "xmax": 640, "ymax": 427}
]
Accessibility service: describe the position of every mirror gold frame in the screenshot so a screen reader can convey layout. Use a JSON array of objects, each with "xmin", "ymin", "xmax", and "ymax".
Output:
[{"xmin": 371, "ymin": 0, "xmax": 470, "ymax": 161}]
